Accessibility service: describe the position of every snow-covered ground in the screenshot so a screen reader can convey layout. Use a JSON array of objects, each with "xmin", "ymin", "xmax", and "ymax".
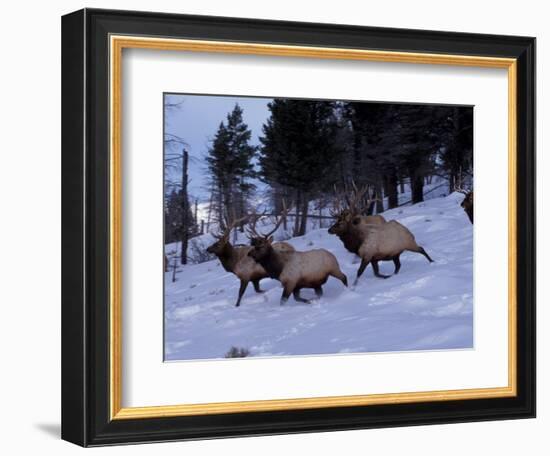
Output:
[{"xmin": 164, "ymin": 191, "xmax": 473, "ymax": 361}]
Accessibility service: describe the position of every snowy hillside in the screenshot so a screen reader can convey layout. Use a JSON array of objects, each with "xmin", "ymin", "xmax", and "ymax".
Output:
[{"xmin": 164, "ymin": 192, "xmax": 473, "ymax": 361}]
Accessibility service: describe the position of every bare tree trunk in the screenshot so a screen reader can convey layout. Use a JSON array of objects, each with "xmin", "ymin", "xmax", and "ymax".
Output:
[
  {"xmin": 375, "ymin": 179, "xmax": 384, "ymax": 214},
  {"xmin": 449, "ymin": 107, "xmax": 461, "ymax": 194},
  {"xmin": 293, "ymin": 191, "xmax": 301, "ymax": 237},
  {"xmin": 193, "ymin": 198, "xmax": 198, "ymax": 229},
  {"xmin": 410, "ymin": 167, "xmax": 424, "ymax": 204},
  {"xmin": 180, "ymin": 149, "xmax": 189, "ymax": 265},
  {"xmin": 400, "ymin": 177, "xmax": 405, "ymax": 194},
  {"xmin": 172, "ymin": 255, "xmax": 178, "ymax": 282},
  {"xmin": 449, "ymin": 173, "xmax": 456, "ymax": 194},
  {"xmin": 206, "ymin": 187, "xmax": 214, "ymax": 233},
  {"xmin": 239, "ymin": 180, "xmax": 245, "ymax": 232},
  {"xmin": 386, "ymin": 170, "xmax": 399, "ymax": 209},
  {"xmin": 298, "ymin": 195, "xmax": 309, "ymax": 236},
  {"xmin": 280, "ymin": 185, "xmax": 288, "ymax": 231},
  {"xmin": 218, "ymin": 183, "xmax": 226, "ymax": 230},
  {"xmin": 366, "ymin": 188, "xmax": 376, "ymax": 215}
]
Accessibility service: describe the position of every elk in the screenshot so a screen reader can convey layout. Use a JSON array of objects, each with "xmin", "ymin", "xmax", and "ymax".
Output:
[
  {"xmin": 206, "ymin": 213, "xmax": 294, "ymax": 307},
  {"xmin": 455, "ymin": 187, "xmax": 474, "ymax": 224},
  {"xmin": 348, "ymin": 217, "xmax": 434, "ymax": 285},
  {"xmin": 328, "ymin": 183, "xmax": 398, "ymax": 277},
  {"xmin": 247, "ymin": 207, "xmax": 348, "ymax": 305}
]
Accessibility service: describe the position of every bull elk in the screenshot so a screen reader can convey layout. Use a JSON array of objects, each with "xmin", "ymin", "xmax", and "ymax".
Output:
[
  {"xmin": 348, "ymin": 217, "xmax": 434, "ymax": 286},
  {"xmin": 455, "ymin": 187, "xmax": 474, "ymax": 224},
  {"xmin": 328, "ymin": 183, "xmax": 398, "ymax": 277},
  {"xmin": 206, "ymin": 213, "xmax": 294, "ymax": 307},
  {"xmin": 247, "ymin": 206, "xmax": 348, "ymax": 305}
]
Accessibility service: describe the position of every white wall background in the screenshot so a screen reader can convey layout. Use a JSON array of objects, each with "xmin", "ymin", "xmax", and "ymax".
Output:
[{"xmin": 0, "ymin": 0, "xmax": 545, "ymax": 454}]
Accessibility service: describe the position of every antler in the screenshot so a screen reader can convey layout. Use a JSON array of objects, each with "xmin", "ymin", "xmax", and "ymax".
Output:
[
  {"xmin": 247, "ymin": 200, "xmax": 289, "ymax": 239},
  {"xmin": 214, "ymin": 208, "xmax": 248, "ymax": 241},
  {"xmin": 330, "ymin": 185, "xmax": 344, "ymax": 217},
  {"xmin": 454, "ymin": 167, "xmax": 472, "ymax": 195},
  {"xmin": 454, "ymin": 185, "xmax": 470, "ymax": 195},
  {"xmin": 246, "ymin": 209, "xmax": 267, "ymax": 239},
  {"xmin": 347, "ymin": 180, "xmax": 377, "ymax": 215}
]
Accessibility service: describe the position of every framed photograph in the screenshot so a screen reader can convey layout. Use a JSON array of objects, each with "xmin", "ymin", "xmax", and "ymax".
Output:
[{"xmin": 61, "ymin": 8, "xmax": 536, "ymax": 447}]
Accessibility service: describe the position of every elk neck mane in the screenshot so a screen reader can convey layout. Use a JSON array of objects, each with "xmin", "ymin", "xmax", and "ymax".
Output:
[
  {"xmin": 216, "ymin": 242, "xmax": 239, "ymax": 272},
  {"xmin": 255, "ymin": 246, "xmax": 286, "ymax": 279},
  {"xmin": 337, "ymin": 230, "xmax": 362, "ymax": 254}
]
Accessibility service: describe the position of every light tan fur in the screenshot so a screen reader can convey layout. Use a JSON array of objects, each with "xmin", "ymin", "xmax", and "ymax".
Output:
[
  {"xmin": 360, "ymin": 214, "xmax": 386, "ymax": 225},
  {"xmin": 248, "ymin": 237, "xmax": 348, "ymax": 304},
  {"xmin": 350, "ymin": 218, "xmax": 433, "ymax": 285},
  {"xmin": 232, "ymin": 242, "xmax": 294, "ymax": 280},
  {"xmin": 356, "ymin": 220, "xmax": 420, "ymax": 261},
  {"xmin": 247, "ymin": 202, "xmax": 347, "ymax": 303},
  {"xmin": 278, "ymin": 249, "xmax": 347, "ymax": 292}
]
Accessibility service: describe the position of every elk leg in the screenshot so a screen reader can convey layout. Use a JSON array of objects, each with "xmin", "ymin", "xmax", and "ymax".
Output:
[
  {"xmin": 353, "ymin": 258, "xmax": 370, "ymax": 286},
  {"xmin": 293, "ymin": 289, "xmax": 311, "ymax": 304},
  {"xmin": 341, "ymin": 274, "xmax": 348, "ymax": 287},
  {"xmin": 331, "ymin": 270, "xmax": 348, "ymax": 287},
  {"xmin": 235, "ymin": 280, "xmax": 249, "ymax": 307},
  {"xmin": 371, "ymin": 260, "xmax": 391, "ymax": 279},
  {"xmin": 252, "ymin": 279, "xmax": 265, "ymax": 293},
  {"xmin": 280, "ymin": 286, "xmax": 292, "ymax": 305},
  {"xmin": 416, "ymin": 246, "xmax": 434, "ymax": 263},
  {"xmin": 393, "ymin": 255, "xmax": 401, "ymax": 274},
  {"xmin": 314, "ymin": 287, "xmax": 323, "ymax": 298}
]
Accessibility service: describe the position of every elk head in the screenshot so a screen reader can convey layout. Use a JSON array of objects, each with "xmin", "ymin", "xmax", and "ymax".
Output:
[
  {"xmin": 247, "ymin": 202, "xmax": 288, "ymax": 260},
  {"xmin": 247, "ymin": 236, "xmax": 274, "ymax": 261},
  {"xmin": 206, "ymin": 213, "xmax": 248, "ymax": 255},
  {"xmin": 328, "ymin": 182, "xmax": 375, "ymax": 234},
  {"xmin": 455, "ymin": 186, "xmax": 474, "ymax": 224},
  {"xmin": 328, "ymin": 209, "xmax": 353, "ymax": 235}
]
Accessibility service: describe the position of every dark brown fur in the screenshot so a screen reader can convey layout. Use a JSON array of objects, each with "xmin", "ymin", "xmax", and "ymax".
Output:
[{"xmin": 461, "ymin": 191, "xmax": 474, "ymax": 224}]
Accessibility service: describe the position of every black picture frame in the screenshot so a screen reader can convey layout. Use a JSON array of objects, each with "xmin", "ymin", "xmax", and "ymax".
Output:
[{"xmin": 62, "ymin": 8, "xmax": 536, "ymax": 447}]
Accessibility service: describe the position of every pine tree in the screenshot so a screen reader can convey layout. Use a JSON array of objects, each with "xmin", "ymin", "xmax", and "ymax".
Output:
[
  {"xmin": 259, "ymin": 99, "xmax": 341, "ymax": 236},
  {"xmin": 438, "ymin": 107, "xmax": 474, "ymax": 192},
  {"xmin": 205, "ymin": 104, "xmax": 257, "ymax": 231},
  {"xmin": 391, "ymin": 104, "xmax": 451, "ymax": 203},
  {"xmin": 225, "ymin": 104, "xmax": 257, "ymax": 229},
  {"xmin": 342, "ymin": 102, "xmax": 401, "ymax": 212}
]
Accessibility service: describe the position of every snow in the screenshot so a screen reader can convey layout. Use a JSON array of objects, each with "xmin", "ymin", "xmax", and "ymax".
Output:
[{"xmin": 164, "ymin": 191, "xmax": 473, "ymax": 361}]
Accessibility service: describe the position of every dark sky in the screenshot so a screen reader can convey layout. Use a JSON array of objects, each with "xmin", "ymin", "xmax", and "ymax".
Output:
[{"xmin": 164, "ymin": 93, "xmax": 270, "ymax": 200}]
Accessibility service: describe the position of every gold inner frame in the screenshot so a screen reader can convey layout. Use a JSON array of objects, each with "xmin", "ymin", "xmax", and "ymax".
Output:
[{"xmin": 109, "ymin": 35, "xmax": 518, "ymax": 420}]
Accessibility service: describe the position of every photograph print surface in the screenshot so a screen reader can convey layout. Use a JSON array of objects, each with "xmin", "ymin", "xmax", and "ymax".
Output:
[{"xmin": 163, "ymin": 93, "xmax": 474, "ymax": 361}]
